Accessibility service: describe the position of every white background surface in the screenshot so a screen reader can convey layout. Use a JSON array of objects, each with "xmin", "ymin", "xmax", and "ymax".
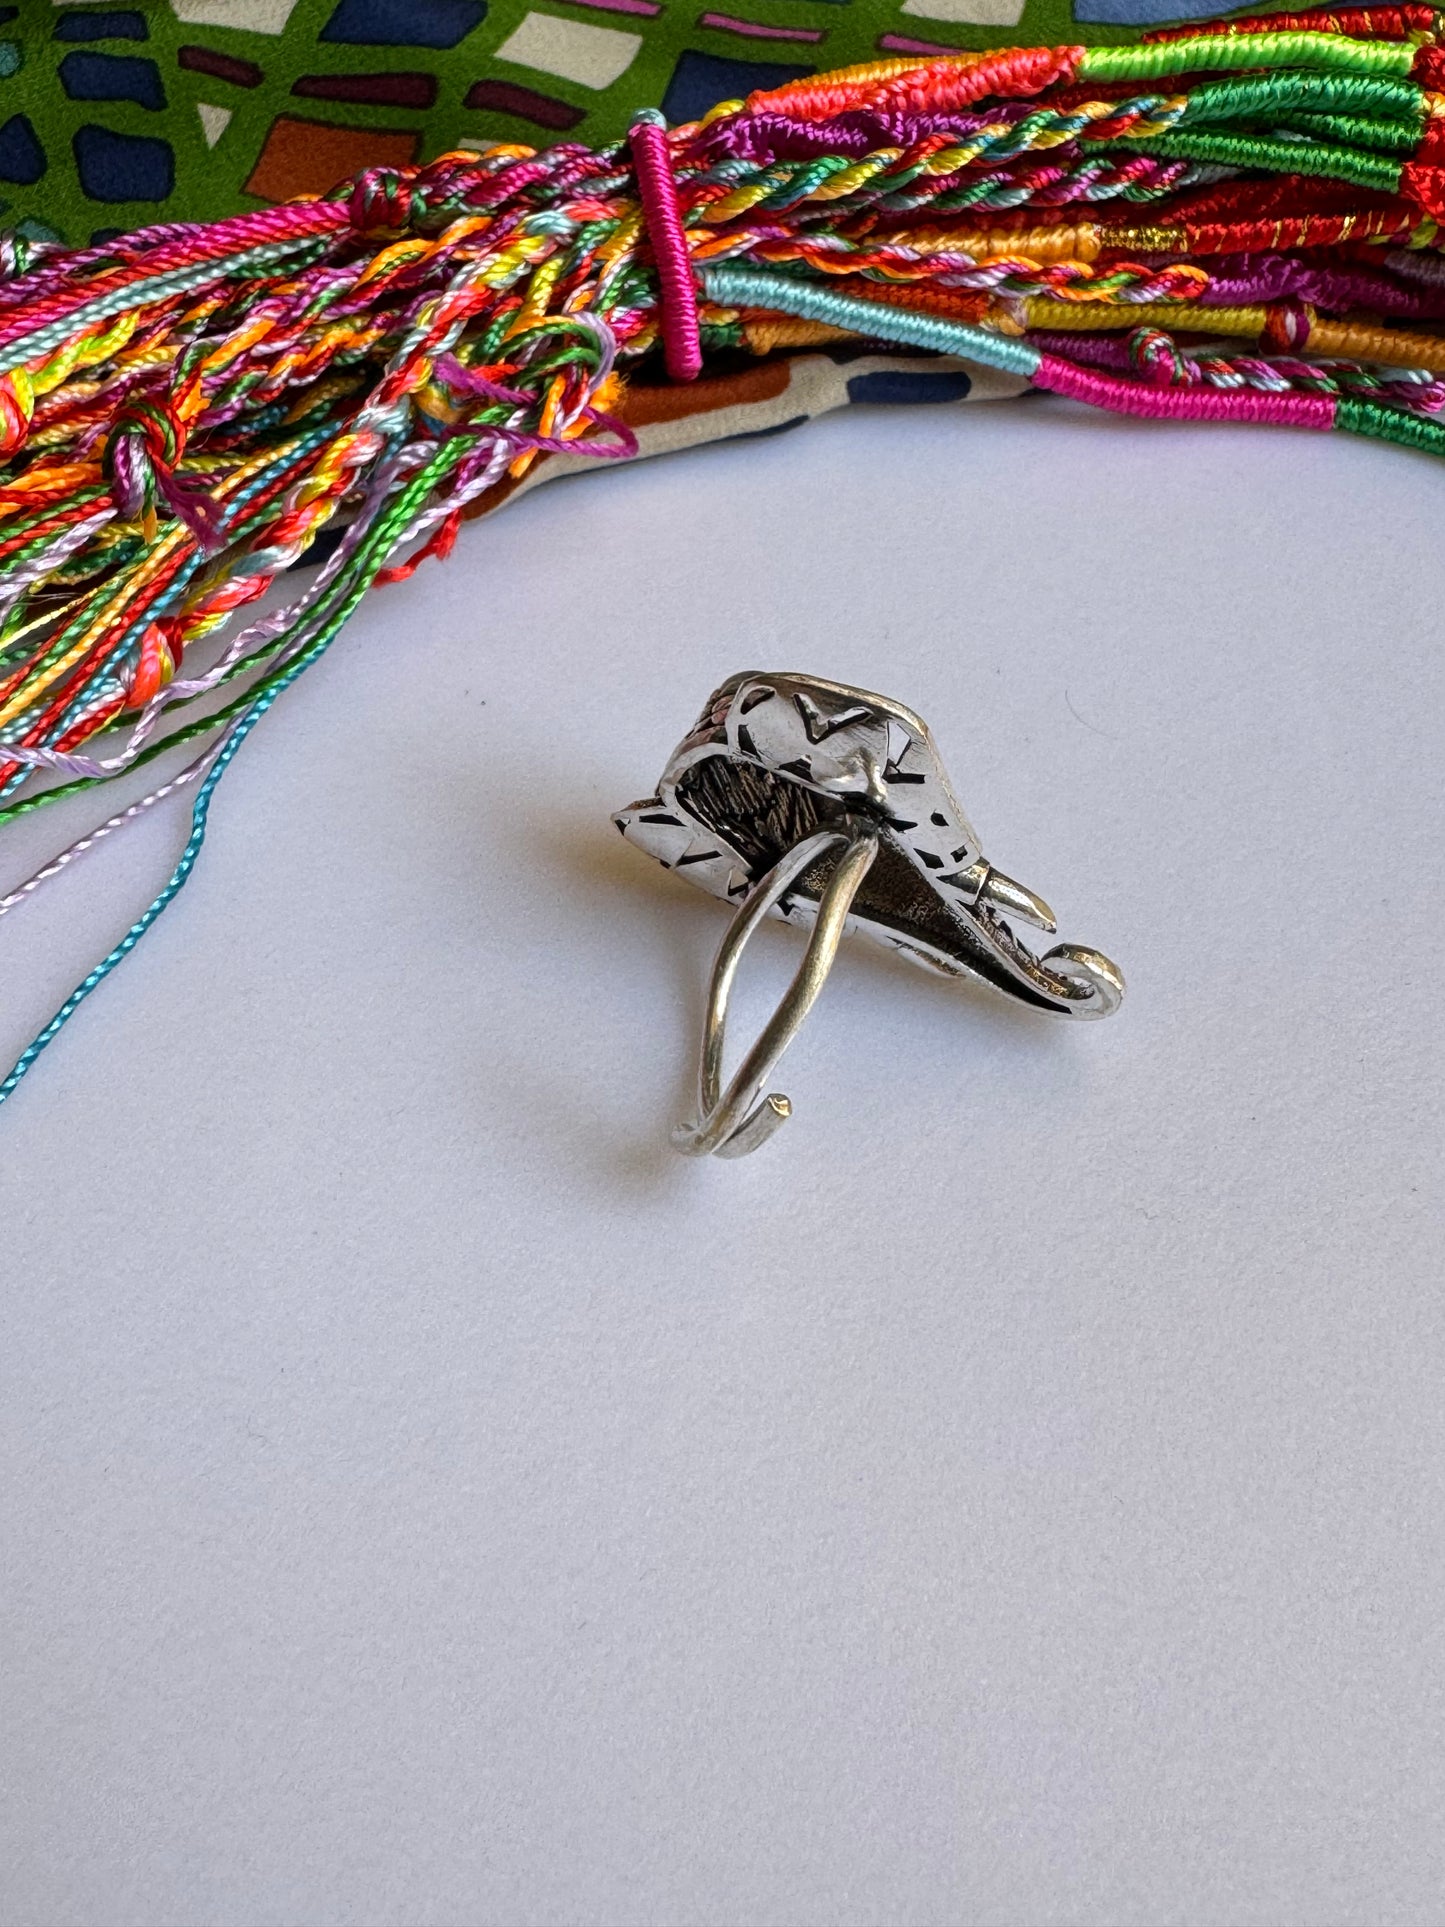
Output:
[{"xmin": 3, "ymin": 392, "xmax": 1444, "ymax": 1927}]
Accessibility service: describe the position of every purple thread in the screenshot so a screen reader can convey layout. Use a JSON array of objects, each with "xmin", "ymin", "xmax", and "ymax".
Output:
[
  {"xmin": 1181, "ymin": 251, "xmax": 1445, "ymax": 319},
  {"xmin": 704, "ymin": 102, "xmax": 1040, "ymax": 164},
  {"xmin": 1382, "ymin": 246, "xmax": 1445, "ymax": 289},
  {"xmin": 629, "ymin": 113, "xmax": 703, "ymax": 383},
  {"xmin": 1029, "ymin": 330, "xmax": 1139, "ymax": 371}
]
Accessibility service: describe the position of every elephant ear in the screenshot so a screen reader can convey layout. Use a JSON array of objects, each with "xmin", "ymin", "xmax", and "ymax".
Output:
[{"xmin": 617, "ymin": 672, "xmax": 1124, "ymax": 1021}]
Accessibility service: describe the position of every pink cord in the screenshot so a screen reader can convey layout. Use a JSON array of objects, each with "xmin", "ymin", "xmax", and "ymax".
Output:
[
  {"xmin": 629, "ymin": 112, "xmax": 703, "ymax": 383},
  {"xmin": 1034, "ymin": 354, "xmax": 1337, "ymax": 430}
]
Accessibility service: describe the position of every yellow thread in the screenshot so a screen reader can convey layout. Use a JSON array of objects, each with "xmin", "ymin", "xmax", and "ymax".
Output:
[
  {"xmin": 1103, "ymin": 224, "xmax": 1188, "ymax": 253},
  {"xmin": 698, "ymin": 96, "xmax": 745, "ymax": 127},
  {"xmin": 921, "ymin": 139, "xmax": 991, "ymax": 173},
  {"xmin": 508, "ymin": 254, "xmax": 565, "ymax": 334},
  {"xmin": 475, "ymin": 231, "xmax": 555, "ymax": 288},
  {"xmin": 1023, "ymin": 297, "xmax": 1267, "ymax": 335},
  {"xmin": 809, "ymin": 161, "xmax": 887, "ymax": 201},
  {"xmin": 594, "ymin": 206, "xmax": 642, "ymax": 283},
  {"xmin": 357, "ymin": 236, "xmax": 433, "ymax": 286},
  {"xmin": 877, "ymin": 224, "xmax": 1102, "ymax": 263},
  {"xmin": 706, "ymin": 180, "xmax": 789, "ymax": 222},
  {"xmin": 27, "ymin": 312, "xmax": 139, "ymax": 399}
]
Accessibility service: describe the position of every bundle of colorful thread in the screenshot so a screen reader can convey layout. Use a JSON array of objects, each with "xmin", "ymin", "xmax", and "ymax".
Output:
[{"xmin": 2, "ymin": 4, "xmax": 1445, "ymax": 1100}]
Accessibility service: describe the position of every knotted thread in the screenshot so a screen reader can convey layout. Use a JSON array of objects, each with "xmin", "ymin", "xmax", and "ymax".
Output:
[{"xmin": 107, "ymin": 396, "xmax": 222, "ymax": 546}]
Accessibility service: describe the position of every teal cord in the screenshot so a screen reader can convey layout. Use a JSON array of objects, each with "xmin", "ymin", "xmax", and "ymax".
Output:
[
  {"xmin": 1, "ymin": 682, "xmax": 273, "ymax": 1107},
  {"xmin": 699, "ymin": 263, "xmax": 1044, "ymax": 377}
]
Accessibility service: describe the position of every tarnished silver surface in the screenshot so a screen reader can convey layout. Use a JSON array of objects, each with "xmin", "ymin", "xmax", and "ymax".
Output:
[{"xmin": 615, "ymin": 671, "xmax": 1124, "ymax": 1156}]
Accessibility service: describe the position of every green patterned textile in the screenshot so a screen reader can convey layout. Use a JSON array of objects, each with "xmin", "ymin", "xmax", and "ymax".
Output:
[{"xmin": 4, "ymin": 0, "xmax": 1232, "ymax": 245}]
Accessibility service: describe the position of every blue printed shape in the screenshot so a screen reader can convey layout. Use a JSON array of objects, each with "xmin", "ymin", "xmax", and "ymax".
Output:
[
  {"xmin": 321, "ymin": 0, "xmax": 486, "ymax": 46},
  {"xmin": 663, "ymin": 51, "xmax": 813, "ymax": 126},
  {"xmin": 73, "ymin": 124, "xmax": 174, "ymax": 202},
  {"xmin": 846, "ymin": 368, "xmax": 974, "ymax": 405},
  {"xmin": 59, "ymin": 51, "xmax": 166, "ymax": 110},
  {"xmin": 1074, "ymin": 0, "xmax": 1227, "ymax": 19},
  {"xmin": 53, "ymin": 10, "xmax": 148, "ymax": 38},
  {"xmin": 0, "ymin": 115, "xmax": 44, "ymax": 186},
  {"xmin": 717, "ymin": 414, "xmax": 809, "ymax": 444}
]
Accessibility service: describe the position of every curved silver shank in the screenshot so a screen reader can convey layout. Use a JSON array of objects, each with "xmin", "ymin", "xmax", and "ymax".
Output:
[{"xmin": 673, "ymin": 826, "xmax": 880, "ymax": 1158}]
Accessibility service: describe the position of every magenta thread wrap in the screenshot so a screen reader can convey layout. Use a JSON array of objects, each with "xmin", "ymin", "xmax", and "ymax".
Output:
[
  {"xmin": 629, "ymin": 111, "xmax": 703, "ymax": 383},
  {"xmin": 1032, "ymin": 356, "xmax": 1339, "ymax": 427}
]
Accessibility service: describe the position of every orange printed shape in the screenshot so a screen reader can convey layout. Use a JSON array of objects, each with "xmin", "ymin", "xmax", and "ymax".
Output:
[{"xmin": 245, "ymin": 117, "xmax": 420, "ymax": 204}]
